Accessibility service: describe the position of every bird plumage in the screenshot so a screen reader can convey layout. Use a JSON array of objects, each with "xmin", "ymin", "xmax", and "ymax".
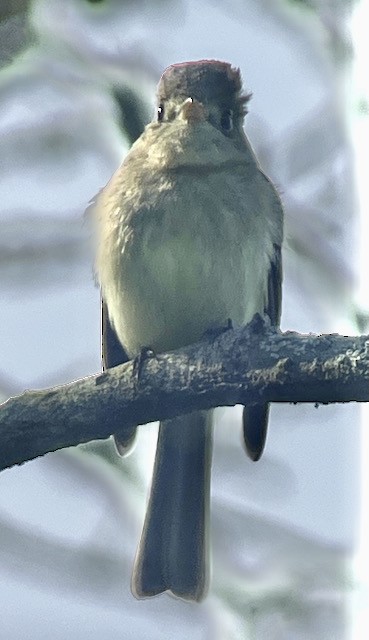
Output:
[{"xmin": 93, "ymin": 60, "xmax": 283, "ymax": 600}]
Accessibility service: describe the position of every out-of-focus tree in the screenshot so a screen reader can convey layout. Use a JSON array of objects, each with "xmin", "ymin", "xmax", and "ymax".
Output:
[{"xmin": 0, "ymin": 0, "xmax": 32, "ymax": 66}]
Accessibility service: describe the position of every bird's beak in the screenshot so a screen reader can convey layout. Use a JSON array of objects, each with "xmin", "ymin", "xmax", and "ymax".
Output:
[{"xmin": 179, "ymin": 97, "xmax": 207, "ymax": 123}]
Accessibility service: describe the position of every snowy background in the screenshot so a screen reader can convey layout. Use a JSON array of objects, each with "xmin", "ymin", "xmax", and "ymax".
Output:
[{"xmin": 0, "ymin": 0, "xmax": 366, "ymax": 638}]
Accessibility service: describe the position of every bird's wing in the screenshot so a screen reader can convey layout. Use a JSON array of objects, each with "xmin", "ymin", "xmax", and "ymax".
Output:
[
  {"xmin": 102, "ymin": 298, "xmax": 137, "ymax": 454},
  {"xmin": 243, "ymin": 175, "xmax": 283, "ymax": 461},
  {"xmin": 101, "ymin": 298, "xmax": 130, "ymax": 370},
  {"xmin": 265, "ymin": 242, "xmax": 282, "ymax": 325}
]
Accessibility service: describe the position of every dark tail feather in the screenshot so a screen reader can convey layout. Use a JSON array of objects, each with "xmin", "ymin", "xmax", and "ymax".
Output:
[
  {"xmin": 113, "ymin": 430, "xmax": 137, "ymax": 456},
  {"xmin": 242, "ymin": 403, "xmax": 270, "ymax": 461},
  {"xmin": 132, "ymin": 411, "xmax": 213, "ymax": 602}
]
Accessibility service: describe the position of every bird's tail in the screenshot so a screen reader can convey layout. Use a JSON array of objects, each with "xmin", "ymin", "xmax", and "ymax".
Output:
[
  {"xmin": 242, "ymin": 403, "xmax": 270, "ymax": 461},
  {"xmin": 132, "ymin": 410, "xmax": 213, "ymax": 602}
]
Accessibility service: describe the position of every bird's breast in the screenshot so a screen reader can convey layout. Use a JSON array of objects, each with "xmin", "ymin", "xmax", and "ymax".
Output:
[{"xmin": 99, "ymin": 168, "xmax": 272, "ymax": 356}]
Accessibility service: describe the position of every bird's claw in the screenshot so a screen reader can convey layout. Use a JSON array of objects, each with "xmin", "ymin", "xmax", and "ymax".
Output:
[
  {"xmin": 132, "ymin": 346, "xmax": 156, "ymax": 388},
  {"xmin": 203, "ymin": 318, "xmax": 233, "ymax": 342}
]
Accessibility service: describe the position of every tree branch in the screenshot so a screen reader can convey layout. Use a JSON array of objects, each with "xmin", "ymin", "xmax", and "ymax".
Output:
[{"xmin": 0, "ymin": 317, "xmax": 368, "ymax": 472}]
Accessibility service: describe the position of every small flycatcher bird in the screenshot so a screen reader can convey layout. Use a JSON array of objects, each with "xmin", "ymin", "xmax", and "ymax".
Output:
[{"xmin": 93, "ymin": 60, "xmax": 283, "ymax": 601}]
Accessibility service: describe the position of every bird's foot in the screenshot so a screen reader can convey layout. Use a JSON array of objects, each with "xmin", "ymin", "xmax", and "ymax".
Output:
[
  {"xmin": 132, "ymin": 346, "xmax": 156, "ymax": 388},
  {"xmin": 203, "ymin": 318, "xmax": 233, "ymax": 342}
]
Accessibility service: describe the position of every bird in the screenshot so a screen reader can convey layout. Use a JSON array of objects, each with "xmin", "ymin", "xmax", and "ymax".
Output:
[{"xmin": 92, "ymin": 59, "xmax": 283, "ymax": 601}]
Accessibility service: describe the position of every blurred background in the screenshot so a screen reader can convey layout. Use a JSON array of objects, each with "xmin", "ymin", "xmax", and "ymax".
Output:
[{"xmin": 0, "ymin": 0, "xmax": 368, "ymax": 638}]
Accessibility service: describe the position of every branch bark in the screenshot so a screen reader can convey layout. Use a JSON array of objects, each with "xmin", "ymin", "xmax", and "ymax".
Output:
[{"xmin": 0, "ymin": 317, "xmax": 368, "ymax": 472}]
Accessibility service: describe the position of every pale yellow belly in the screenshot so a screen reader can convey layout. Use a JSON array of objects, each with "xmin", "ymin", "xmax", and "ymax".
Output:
[{"xmin": 103, "ymin": 197, "xmax": 271, "ymax": 357}]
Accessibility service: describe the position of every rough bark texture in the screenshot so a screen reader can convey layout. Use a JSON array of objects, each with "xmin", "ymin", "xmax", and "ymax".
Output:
[{"xmin": 0, "ymin": 318, "xmax": 368, "ymax": 472}]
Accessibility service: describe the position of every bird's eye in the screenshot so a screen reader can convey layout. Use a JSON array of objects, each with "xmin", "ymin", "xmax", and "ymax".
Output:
[
  {"xmin": 157, "ymin": 104, "xmax": 165, "ymax": 122},
  {"xmin": 220, "ymin": 109, "xmax": 233, "ymax": 132}
]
